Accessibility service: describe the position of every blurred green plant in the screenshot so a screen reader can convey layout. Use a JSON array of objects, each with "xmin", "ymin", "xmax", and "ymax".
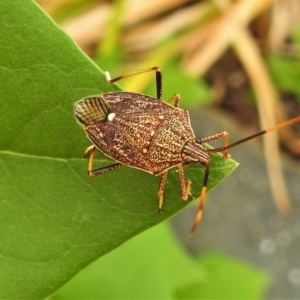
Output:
[
  {"xmin": 52, "ymin": 223, "xmax": 270, "ymax": 299},
  {"xmin": 268, "ymin": 28, "xmax": 300, "ymax": 101}
]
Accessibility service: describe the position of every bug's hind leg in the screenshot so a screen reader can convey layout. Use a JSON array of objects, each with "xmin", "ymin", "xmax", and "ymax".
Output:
[
  {"xmin": 84, "ymin": 145, "xmax": 122, "ymax": 176},
  {"xmin": 104, "ymin": 67, "xmax": 163, "ymax": 99}
]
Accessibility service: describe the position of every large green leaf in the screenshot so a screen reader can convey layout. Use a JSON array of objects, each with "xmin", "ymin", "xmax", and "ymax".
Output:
[
  {"xmin": 52, "ymin": 223, "xmax": 204, "ymax": 299},
  {"xmin": 0, "ymin": 1, "xmax": 237, "ymax": 298},
  {"xmin": 53, "ymin": 229, "xmax": 270, "ymax": 300}
]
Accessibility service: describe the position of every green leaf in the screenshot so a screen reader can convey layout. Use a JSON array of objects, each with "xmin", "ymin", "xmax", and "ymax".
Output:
[
  {"xmin": 0, "ymin": 1, "xmax": 238, "ymax": 298},
  {"xmin": 52, "ymin": 223, "xmax": 204, "ymax": 299},
  {"xmin": 53, "ymin": 228, "xmax": 270, "ymax": 300},
  {"xmin": 176, "ymin": 252, "xmax": 271, "ymax": 299},
  {"xmin": 268, "ymin": 54, "xmax": 300, "ymax": 101}
]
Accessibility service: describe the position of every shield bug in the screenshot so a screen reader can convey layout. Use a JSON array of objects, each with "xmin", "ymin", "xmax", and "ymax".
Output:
[{"xmin": 74, "ymin": 67, "xmax": 300, "ymax": 234}]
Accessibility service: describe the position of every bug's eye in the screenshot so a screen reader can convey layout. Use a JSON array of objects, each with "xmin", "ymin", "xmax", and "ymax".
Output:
[
  {"xmin": 183, "ymin": 157, "xmax": 193, "ymax": 165},
  {"xmin": 74, "ymin": 96, "xmax": 112, "ymax": 126}
]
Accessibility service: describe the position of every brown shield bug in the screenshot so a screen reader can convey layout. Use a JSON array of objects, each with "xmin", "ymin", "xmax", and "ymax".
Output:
[{"xmin": 74, "ymin": 67, "xmax": 300, "ymax": 234}]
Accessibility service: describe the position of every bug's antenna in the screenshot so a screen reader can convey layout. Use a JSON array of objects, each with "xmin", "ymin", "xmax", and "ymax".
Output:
[
  {"xmin": 190, "ymin": 115, "xmax": 300, "ymax": 234},
  {"xmin": 208, "ymin": 115, "xmax": 300, "ymax": 153},
  {"xmin": 190, "ymin": 163, "xmax": 210, "ymax": 235}
]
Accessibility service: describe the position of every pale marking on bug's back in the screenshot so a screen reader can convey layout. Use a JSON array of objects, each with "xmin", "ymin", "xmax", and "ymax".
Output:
[{"xmin": 107, "ymin": 112, "xmax": 116, "ymax": 122}]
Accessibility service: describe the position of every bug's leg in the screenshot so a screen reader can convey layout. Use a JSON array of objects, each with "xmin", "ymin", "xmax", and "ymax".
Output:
[
  {"xmin": 105, "ymin": 67, "xmax": 163, "ymax": 99},
  {"xmin": 84, "ymin": 145, "xmax": 96, "ymax": 158},
  {"xmin": 190, "ymin": 163, "xmax": 210, "ymax": 235},
  {"xmin": 177, "ymin": 164, "xmax": 193, "ymax": 200},
  {"xmin": 89, "ymin": 163, "xmax": 123, "ymax": 176},
  {"xmin": 157, "ymin": 171, "xmax": 168, "ymax": 213},
  {"xmin": 166, "ymin": 94, "xmax": 181, "ymax": 108},
  {"xmin": 197, "ymin": 131, "xmax": 230, "ymax": 159},
  {"xmin": 85, "ymin": 145, "xmax": 97, "ymax": 175},
  {"xmin": 84, "ymin": 145, "xmax": 122, "ymax": 176}
]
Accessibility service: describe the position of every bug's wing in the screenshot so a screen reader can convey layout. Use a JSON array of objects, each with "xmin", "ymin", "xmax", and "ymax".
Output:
[
  {"xmin": 103, "ymin": 92, "xmax": 176, "ymax": 115},
  {"xmin": 86, "ymin": 121, "xmax": 152, "ymax": 173},
  {"xmin": 102, "ymin": 92, "xmax": 195, "ymax": 136},
  {"xmin": 74, "ymin": 96, "xmax": 111, "ymax": 126},
  {"xmin": 74, "ymin": 95, "xmax": 151, "ymax": 172}
]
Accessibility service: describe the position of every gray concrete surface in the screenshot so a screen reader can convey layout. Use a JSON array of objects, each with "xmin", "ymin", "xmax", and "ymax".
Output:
[{"xmin": 172, "ymin": 108, "xmax": 300, "ymax": 299}]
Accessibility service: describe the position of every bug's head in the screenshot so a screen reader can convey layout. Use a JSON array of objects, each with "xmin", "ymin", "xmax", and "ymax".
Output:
[{"xmin": 181, "ymin": 141, "xmax": 210, "ymax": 166}]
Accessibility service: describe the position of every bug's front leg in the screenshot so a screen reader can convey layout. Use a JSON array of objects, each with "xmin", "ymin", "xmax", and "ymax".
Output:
[
  {"xmin": 84, "ymin": 145, "xmax": 122, "ymax": 176},
  {"xmin": 177, "ymin": 164, "xmax": 193, "ymax": 200},
  {"xmin": 157, "ymin": 172, "xmax": 168, "ymax": 213},
  {"xmin": 197, "ymin": 131, "xmax": 230, "ymax": 159},
  {"xmin": 157, "ymin": 166, "xmax": 193, "ymax": 213},
  {"xmin": 189, "ymin": 163, "xmax": 210, "ymax": 235},
  {"xmin": 166, "ymin": 94, "xmax": 181, "ymax": 108}
]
